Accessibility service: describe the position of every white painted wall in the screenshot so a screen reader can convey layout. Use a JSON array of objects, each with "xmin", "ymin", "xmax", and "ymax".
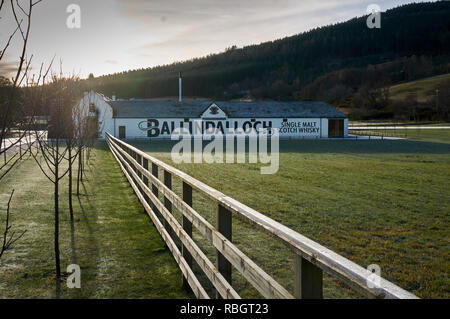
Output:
[
  {"xmin": 321, "ymin": 118, "xmax": 329, "ymax": 138},
  {"xmin": 115, "ymin": 118, "xmax": 148, "ymax": 139},
  {"xmin": 78, "ymin": 94, "xmax": 348, "ymax": 139},
  {"xmin": 75, "ymin": 91, "xmax": 114, "ymax": 139},
  {"xmin": 344, "ymin": 118, "xmax": 349, "ymax": 137},
  {"xmin": 111, "ymin": 117, "xmax": 347, "ymax": 139}
]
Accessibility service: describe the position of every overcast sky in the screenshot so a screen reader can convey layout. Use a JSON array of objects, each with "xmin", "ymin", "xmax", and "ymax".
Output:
[{"xmin": 0, "ymin": 0, "xmax": 434, "ymax": 80}]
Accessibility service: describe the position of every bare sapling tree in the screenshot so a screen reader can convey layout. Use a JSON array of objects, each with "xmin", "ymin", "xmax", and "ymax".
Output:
[
  {"xmin": 0, "ymin": 0, "xmax": 43, "ymax": 259},
  {"xmin": 76, "ymin": 136, "xmax": 83, "ymax": 195},
  {"xmin": 84, "ymin": 91, "xmax": 106, "ymax": 171},
  {"xmin": 83, "ymin": 109, "xmax": 98, "ymax": 170},
  {"xmin": 0, "ymin": 190, "xmax": 27, "ymax": 258},
  {"xmin": 30, "ymin": 72, "xmax": 80, "ymax": 278},
  {"xmin": 64, "ymin": 89, "xmax": 83, "ymax": 220},
  {"xmin": 74, "ymin": 91, "xmax": 99, "ymax": 196},
  {"xmin": 66, "ymin": 121, "xmax": 76, "ymax": 220},
  {"xmin": 74, "ymin": 101, "xmax": 88, "ymax": 196},
  {"xmin": 0, "ymin": 0, "xmax": 43, "ymax": 179}
]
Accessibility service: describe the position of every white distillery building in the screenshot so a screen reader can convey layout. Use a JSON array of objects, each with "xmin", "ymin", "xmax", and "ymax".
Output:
[{"xmin": 77, "ymin": 91, "xmax": 348, "ymax": 139}]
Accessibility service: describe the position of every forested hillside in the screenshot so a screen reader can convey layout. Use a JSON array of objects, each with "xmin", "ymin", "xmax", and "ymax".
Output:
[{"xmin": 85, "ymin": 1, "xmax": 450, "ymax": 120}]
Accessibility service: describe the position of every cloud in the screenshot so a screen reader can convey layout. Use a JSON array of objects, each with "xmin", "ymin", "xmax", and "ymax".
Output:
[
  {"xmin": 0, "ymin": 61, "xmax": 17, "ymax": 79},
  {"xmin": 0, "ymin": 0, "xmax": 427, "ymax": 77},
  {"xmin": 120, "ymin": 0, "xmax": 365, "ymax": 65}
]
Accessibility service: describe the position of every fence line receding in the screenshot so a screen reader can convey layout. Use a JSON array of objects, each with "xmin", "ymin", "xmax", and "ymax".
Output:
[{"xmin": 106, "ymin": 133, "xmax": 418, "ymax": 299}]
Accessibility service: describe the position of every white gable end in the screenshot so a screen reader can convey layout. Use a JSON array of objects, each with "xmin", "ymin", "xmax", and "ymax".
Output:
[{"xmin": 201, "ymin": 103, "xmax": 227, "ymax": 119}]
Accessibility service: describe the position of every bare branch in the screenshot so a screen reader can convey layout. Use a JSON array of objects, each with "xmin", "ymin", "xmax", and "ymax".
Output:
[
  {"xmin": 31, "ymin": 0, "xmax": 42, "ymax": 7},
  {"xmin": 0, "ymin": 153, "xmax": 21, "ymax": 180},
  {"xmin": 29, "ymin": 146, "xmax": 56, "ymax": 182},
  {"xmin": 15, "ymin": 0, "xmax": 27, "ymax": 17},
  {"xmin": 0, "ymin": 21, "xmax": 22, "ymax": 61},
  {"xmin": 17, "ymin": 54, "xmax": 33, "ymax": 87},
  {"xmin": 9, "ymin": 0, "xmax": 25, "ymax": 41},
  {"xmin": 1, "ymin": 190, "xmax": 26, "ymax": 258}
]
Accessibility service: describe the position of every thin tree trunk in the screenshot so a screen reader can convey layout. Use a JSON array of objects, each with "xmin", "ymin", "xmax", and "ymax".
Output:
[
  {"xmin": 77, "ymin": 147, "xmax": 81, "ymax": 196},
  {"xmin": 68, "ymin": 146, "xmax": 73, "ymax": 220},
  {"xmin": 54, "ymin": 178, "xmax": 60, "ymax": 278},
  {"xmin": 54, "ymin": 139, "xmax": 61, "ymax": 278},
  {"xmin": 80, "ymin": 148, "xmax": 83, "ymax": 182}
]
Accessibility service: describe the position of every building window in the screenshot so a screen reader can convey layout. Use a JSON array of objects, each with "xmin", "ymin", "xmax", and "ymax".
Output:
[{"xmin": 89, "ymin": 103, "xmax": 95, "ymax": 113}]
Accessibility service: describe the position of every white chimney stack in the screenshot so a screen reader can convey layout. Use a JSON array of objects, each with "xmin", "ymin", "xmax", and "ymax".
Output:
[{"xmin": 179, "ymin": 72, "xmax": 182, "ymax": 103}]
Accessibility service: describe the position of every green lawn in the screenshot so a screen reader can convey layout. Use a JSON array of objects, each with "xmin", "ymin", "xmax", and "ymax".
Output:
[
  {"xmin": 0, "ymin": 143, "xmax": 192, "ymax": 299},
  {"xmin": 403, "ymin": 129, "xmax": 450, "ymax": 144},
  {"xmin": 1, "ymin": 138, "xmax": 449, "ymax": 299},
  {"xmin": 129, "ymin": 138, "xmax": 450, "ymax": 299},
  {"xmin": 349, "ymin": 129, "xmax": 450, "ymax": 144}
]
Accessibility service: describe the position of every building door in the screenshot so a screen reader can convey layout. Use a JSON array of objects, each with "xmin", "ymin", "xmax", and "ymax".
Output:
[
  {"xmin": 328, "ymin": 119, "xmax": 344, "ymax": 137},
  {"xmin": 119, "ymin": 126, "xmax": 126, "ymax": 139}
]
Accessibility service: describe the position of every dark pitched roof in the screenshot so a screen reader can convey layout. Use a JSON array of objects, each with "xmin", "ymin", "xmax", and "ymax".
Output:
[{"xmin": 108, "ymin": 100, "xmax": 347, "ymax": 118}]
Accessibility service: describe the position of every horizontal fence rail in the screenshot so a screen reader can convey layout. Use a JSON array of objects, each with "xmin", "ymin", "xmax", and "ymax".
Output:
[
  {"xmin": 106, "ymin": 133, "xmax": 418, "ymax": 299},
  {"xmin": 349, "ymin": 129, "xmax": 408, "ymax": 139}
]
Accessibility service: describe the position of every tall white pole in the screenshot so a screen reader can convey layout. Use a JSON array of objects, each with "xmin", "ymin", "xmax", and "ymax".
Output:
[{"xmin": 179, "ymin": 72, "xmax": 182, "ymax": 102}]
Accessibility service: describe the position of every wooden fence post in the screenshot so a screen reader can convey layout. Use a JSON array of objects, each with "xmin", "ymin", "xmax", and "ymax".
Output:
[
  {"xmin": 151, "ymin": 163, "xmax": 160, "ymax": 218},
  {"xmin": 137, "ymin": 154, "xmax": 142, "ymax": 179},
  {"xmin": 122, "ymin": 145, "xmax": 129, "ymax": 174},
  {"xmin": 163, "ymin": 170, "xmax": 173, "ymax": 236},
  {"xmin": 182, "ymin": 181, "xmax": 193, "ymax": 289},
  {"xmin": 217, "ymin": 204, "xmax": 232, "ymax": 298},
  {"xmin": 130, "ymin": 150, "xmax": 136, "ymax": 183},
  {"xmin": 294, "ymin": 254, "xmax": 323, "ymax": 299},
  {"xmin": 142, "ymin": 158, "xmax": 149, "ymax": 204},
  {"xmin": 136, "ymin": 153, "xmax": 142, "ymax": 194},
  {"xmin": 120, "ymin": 145, "xmax": 126, "ymax": 171}
]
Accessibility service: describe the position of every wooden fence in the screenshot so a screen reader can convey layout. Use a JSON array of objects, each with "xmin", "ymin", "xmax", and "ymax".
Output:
[
  {"xmin": 106, "ymin": 133, "xmax": 418, "ymax": 299},
  {"xmin": 349, "ymin": 129, "xmax": 408, "ymax": 139}
]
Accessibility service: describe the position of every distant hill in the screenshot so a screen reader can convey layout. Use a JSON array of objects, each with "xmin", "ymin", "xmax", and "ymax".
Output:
[
  {"xmin": 389, "ymin": 73, "xmax": 450, "ymax": 103},
  {"xmin": 86, "ymin": 1, "xmax": 450, "ymax": 114}
]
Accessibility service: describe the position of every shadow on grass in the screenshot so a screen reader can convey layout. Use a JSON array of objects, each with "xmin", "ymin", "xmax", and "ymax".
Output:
[
  {"xmin": 76, "ymin": 195, "xmax": 99, "ymax": 258},
  {"xmin": 70, "ymin": 217, "xmax": 77, "ymax": 265},
  {"xmin": 55, "ymin": 277, "xmax": 61, "ymax": 299},
  {"xmin": 75, "ymin": 194, "xmax": 100, "ymax": 295}
]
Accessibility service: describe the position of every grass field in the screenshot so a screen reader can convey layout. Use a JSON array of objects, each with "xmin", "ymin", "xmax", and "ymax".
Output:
[
  {"xmin": 350, "ymin": 129, "xmax": 450, "ymax": 144},
  {"xmin": 389, "ymin": 73, "xmax": 450, "ymax": 103},
  {"xmin": 0, "ymin": 146, "xmax": 192, "ymax": 299},
  {"xmin": 129, "ymin": 138, "xmax": 450, "ymax": 299},
  {"xmin": 0, "ymin": 137, "xmax": 449, "ymax": 299},
  {"xmin": 403, "ymin": 129, "xmax": 450, "ymax": 144}
]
